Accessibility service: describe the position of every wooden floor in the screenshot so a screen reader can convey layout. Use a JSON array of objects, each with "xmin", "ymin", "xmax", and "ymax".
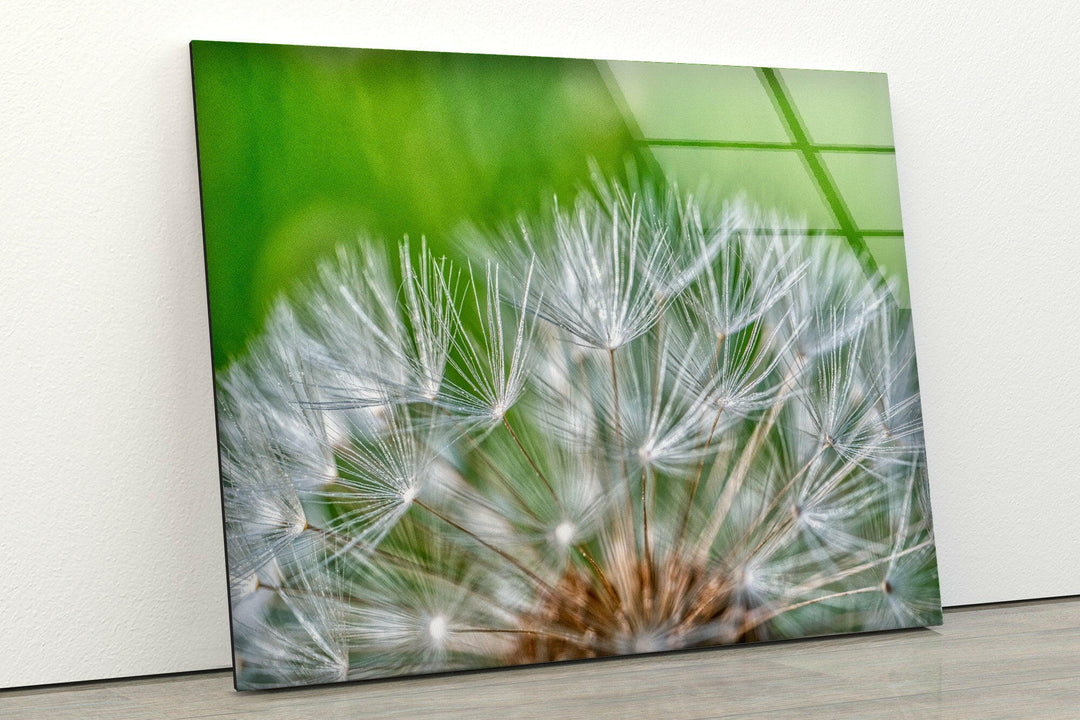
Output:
[{"xmin": 3, "ymin": 597, "xmax": 1077, "ymax": 719}]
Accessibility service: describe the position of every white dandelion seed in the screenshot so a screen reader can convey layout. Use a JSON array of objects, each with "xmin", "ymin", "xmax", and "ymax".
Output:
[
  {"xmin": 671, "ymin": 308, "xmax": 803, "ymax": 424},
  {"xmin": 591, "ymin": 327, "xmax": 717, "ymax": 474},
  {"xmin": 507, "ymin": 191, "xmax": 676, "ymax": 351},
  {"xmin": 308, "ymin": 404, "xmax": 454, "ymax": 562},
  {"xmin": 437, "ymin": 261, "xmax": 537, "ymax": 425},
  {"xmin": 295, "ymin": 243, "xmax": 420, "ymax": 408},
  {"xmin": 685, "ymin": 209, "xmax": 808, "ymax": 339},
  {"xmin": 587, "ymin": 166, "xmax": 726, "ymax": 299},
  {"xmin": 399, "ymin": 236, "xmax": 456, "ymax": 402},
  {"xmin": 775, "ymin": 236, "xmax": 887, "ymax": 359},
  {"xmin": 798, "ymin": 323, "xmax": 924, "ymax": 469}
]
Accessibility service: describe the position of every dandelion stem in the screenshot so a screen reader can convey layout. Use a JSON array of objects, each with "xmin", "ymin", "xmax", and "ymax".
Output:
[
  {"xmin": 414, "ymin": 499, "xmax": 555, "ymax": 595},
  {"xmin": 575, "ymin": 544, "xmax": 620, "ymax": 605},
  {"xmin": 677, "ymin": 401, "xmax": 725, "ymax": 547},
  {"xmin": 501, "ymin": 415, "xmax": 560, "ymax": 505},
  {"xmin": 744, "ymin": 586, "xmax": 880, "ymax": 632},
  {"xmin": 782, "ymin": 539, "xmax": 934, "ymax": 601},
  {"xmin": 369, "ymin": 545, "xmax": 523, "ymax": 616},
  {"xmin": 466, "ymin": 430, "xmax": 540, "ymax": 514},
  {"xmin": 607, "ymin": 347, "xmax": 638, "ymax": 558},
  {"xmin": 641, "ymin": 464, "xmax": 652, "ymax": 591},
  {"xmin": 676, "ymin": 333, "xmax": 726, "ymax": 549},
  {"xmin": 693, "ymin": 359, "xmax": 802, "ymax": 562},
  {"xmin": 643, "ymin": 309, "xmax": 668, "ymax": 594},
  {"xmin": 436, "ymin": 405, "xmax": 552, "ymax": 519},
  {"xmin": 736, "ymin": 444, "xmax": 828, "ymax": 561},
  {"xmin": 307, "ymin": 523, "xmax": 373, "ymax": 559}
]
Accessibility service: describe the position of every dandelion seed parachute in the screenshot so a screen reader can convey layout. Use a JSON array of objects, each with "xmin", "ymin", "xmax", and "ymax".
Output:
[
  {"xmin": 435, "ymin": 261, "xmax": 538, "ymax": 425},
  {"xmin": 497, "ymin": 189, "xmax": 677, "ymax": 351},
  {"xmin": 216, "ymin": 178, "xmax": 940, "ymax": 689}
]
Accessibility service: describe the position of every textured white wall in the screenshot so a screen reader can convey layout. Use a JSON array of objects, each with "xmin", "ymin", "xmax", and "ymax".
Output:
[{"xmin": 2, "ymin": 0, "xmax": 1078, "ymax": 690}]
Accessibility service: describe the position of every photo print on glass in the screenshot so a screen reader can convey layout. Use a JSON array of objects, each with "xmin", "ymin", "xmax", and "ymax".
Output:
[{"xmin": 190, "ymin": 41, "xmax": 941, "ymax": 690}]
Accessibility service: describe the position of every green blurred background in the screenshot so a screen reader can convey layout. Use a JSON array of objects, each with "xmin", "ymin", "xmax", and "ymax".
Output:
[{"xmin": 191, "ymin": 42, "xmax": 908, "ymax": 368}]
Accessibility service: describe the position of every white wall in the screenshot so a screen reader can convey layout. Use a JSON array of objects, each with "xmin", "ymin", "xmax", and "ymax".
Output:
[{"xmin": 2, "ymin": 0, "xmax": 1078, "ymax": 690}]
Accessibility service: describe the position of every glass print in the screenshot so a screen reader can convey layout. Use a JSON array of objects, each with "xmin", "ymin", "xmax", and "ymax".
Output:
[{"xmin": 191, "ymin": 41, "xmax": 941, "ymax": 690}]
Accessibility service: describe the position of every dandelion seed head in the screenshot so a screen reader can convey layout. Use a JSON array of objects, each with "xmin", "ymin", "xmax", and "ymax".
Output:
[{"xmin": 220, "ymin": 176, "xmax": 938, "ymax": 688}]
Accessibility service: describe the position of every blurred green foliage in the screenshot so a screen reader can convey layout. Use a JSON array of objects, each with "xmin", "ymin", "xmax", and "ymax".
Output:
[{"xmin": 191, "ymin": 41, "xmax": 642, "ymax": 367}]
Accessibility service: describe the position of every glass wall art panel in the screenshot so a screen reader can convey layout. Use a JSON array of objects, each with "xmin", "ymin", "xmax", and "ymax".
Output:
[{"xmin": 190, "ymin": 41, "xmax": 942, "ymax": 690}]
